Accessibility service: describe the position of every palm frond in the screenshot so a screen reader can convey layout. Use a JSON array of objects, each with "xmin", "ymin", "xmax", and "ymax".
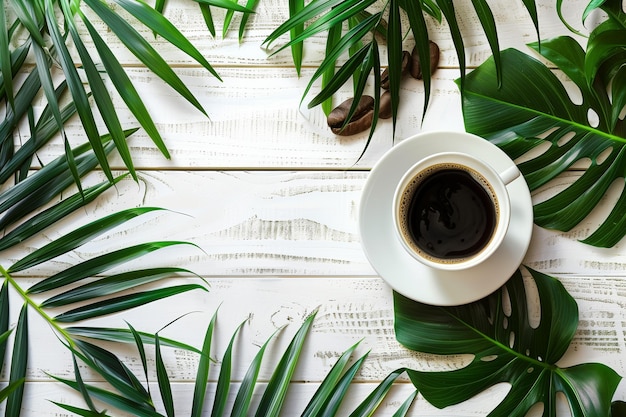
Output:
[{"xmin": 55, "ymin": 310, "xmax": 416, "ymax": 416}]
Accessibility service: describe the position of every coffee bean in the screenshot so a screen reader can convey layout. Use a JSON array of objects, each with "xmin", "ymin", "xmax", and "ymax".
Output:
[
  {"xmin": 381, "ymin": 50, "xmax": 411, "ymax": 90},
  {"xmin": 379, "ymin": 91, "xmax": 392, "ymax": 119},
  {"xmin": 327, "ymin": 95, "xmax": 375, "ymax": 136},
  {"xmin": 410, "ymin": 41, "xmax": 440, "ymax": 80}
]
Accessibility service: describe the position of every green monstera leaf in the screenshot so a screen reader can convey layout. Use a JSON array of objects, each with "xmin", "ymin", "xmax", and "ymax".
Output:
[
  {"xmin": 394, "ymin": 268, "xmax": 622, "ymax": 416},
  {"xmin": 461, "ymin": 0, "xmax": 626, "ymax": 248}
]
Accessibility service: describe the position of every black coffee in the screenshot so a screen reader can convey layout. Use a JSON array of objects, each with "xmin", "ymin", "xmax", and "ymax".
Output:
[{"xmin": 401, "ymin": 166, "xmax": 497, "ymax": 262}]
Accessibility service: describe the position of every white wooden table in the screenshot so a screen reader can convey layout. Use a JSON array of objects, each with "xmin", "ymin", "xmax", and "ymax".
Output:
[{"xmin": 7, "ymin": 0, "xmax": 626, "ymax": 415}]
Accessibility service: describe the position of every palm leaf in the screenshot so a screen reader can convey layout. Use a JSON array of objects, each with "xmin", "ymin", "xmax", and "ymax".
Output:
[
  {"xmin": 461, "ymin": 26, "xmax": 626, "ymax": 246},
  {"xmin": 394, "ymin": 267, "xmax": 621, "ymax": 416},
  {"xmin": 53, "ymin": 284, "xmax": 206, "ymax": 323},
  {"xmin": 288, "ymin": 0, "xmax": 305, "ymax": 75},
  {"xmin": 212, "ymin": 319, "xmax": 246, "ymax": 417},
  {"xmin": 66, "ymin": 326, "xmax": 200, "ymax": 353},
  {"xmin": 190, "ymin": 311, "xmax": 217, "ymax": 417},
  {"xmin": 5, "ymin": 305, "xmax": 28, "ymax": 417},
  {"xmin": 254, "ymin": 311, "xmax": 316, "ymax": 417},
  {"xmin": 155, "ymin": 334, "xmax": 175, "ymax": 417}
]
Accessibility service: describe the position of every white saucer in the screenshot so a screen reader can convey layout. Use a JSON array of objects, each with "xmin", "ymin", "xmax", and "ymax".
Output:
[{"xmin": 359, "ymin": 131, "xmax": 533, "ymax": 306}]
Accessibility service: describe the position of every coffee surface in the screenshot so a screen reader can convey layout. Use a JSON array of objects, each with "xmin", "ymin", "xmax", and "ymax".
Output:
[{"xmin": 406, "ymin": 168, "xmax": 496, "ymax": 260}]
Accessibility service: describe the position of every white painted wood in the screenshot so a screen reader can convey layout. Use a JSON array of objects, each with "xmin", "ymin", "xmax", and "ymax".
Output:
[
  {"xmin": 3, "ymin": 0, "xmax": 625, "ymax": 415},
  {"xmin": 4, "ymin": 171, "xmax": 625, "ymax": 278}
]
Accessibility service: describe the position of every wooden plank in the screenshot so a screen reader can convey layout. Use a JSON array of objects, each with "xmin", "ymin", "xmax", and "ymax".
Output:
[
  {"xmin": 4, "ymin": 170, "xmax": 625, "ymax": 278},
  {"xmin": 2, "ymin": 277, "xmax": 625, "ymax": 403},
  {"xmin": 55, "ymin": 0, "xmax": 592, "ymax": 68}
]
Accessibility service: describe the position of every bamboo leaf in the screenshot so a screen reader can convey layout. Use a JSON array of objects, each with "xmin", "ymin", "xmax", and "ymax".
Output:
[
  {"xmin": 190, "ymin": 310, "xmax": 218, "ymax": 417},
  {"xmin": 41, "ymin": 267, "xmax": 195, "ymax": 308},
  {"xmin": 254, "ymin": 311, "xmax": 316, "ymax": 417},
  {"xmin": 155, "ymin": 334, "xmax": 175, "ymax": 417},
  {"xmin": 54, "ymin": 284, "xmax": 207, "ymax": 322},
  {"xmin": 83, "ymin": 0, "xmax": 207, "ymax": 116},
  {"xmin": 5, "ymin": 305, "xmax": 28, "ymax": 417},
  {"xmin": 9, "ymin": 206, "xmax": 165, "ymax": 272}
]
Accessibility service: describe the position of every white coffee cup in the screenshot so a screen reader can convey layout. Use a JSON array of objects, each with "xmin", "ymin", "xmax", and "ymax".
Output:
[{"xmin": 392, "ymin": 151, "xmax": 520, "ymax": 271}]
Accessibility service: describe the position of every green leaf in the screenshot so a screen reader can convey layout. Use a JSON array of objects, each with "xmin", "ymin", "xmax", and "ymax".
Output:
[
  {"xmin": 66, "ymin": 326, "xmax": 200, "ymax": 353},
  {"xmin": 74, "ymin": 339, "xmax": 154, "ymax": 408},
  {"xmin": 391, "ymin": 391, "xmax": 417, "ymax": 417},
  {"xmin": 386, "ymin": 0, "xmax": 402, "ymax": 135},
  {"xmin": 8, "ymin": 205, "xmax": 160, "ymax": 271},
  {"xmin": 52, "ymin": 402, "xmax": 110, "ymax": 417},
  {"xmin": 41, "ymin": 267, "xmax": 194, "ymax": 308},
  {"xmin": 230, "ymin": 326, "xmax": 281, "ymax": 417},
  {"xmin": 0, "ymin": 177, "xmax": 126, "ymax": 253},
  {"xmin": 26, "ymin": 241, "xmax": 197, "ymax": 292},
  {"xmin": 315, "ymin": 352, "xmax": 369, "ymax": 416},
  {"xmin": 403, "ymin": 0, "xmax": 431, "ymax": 118},
  {"xmin": 321, "ymin": 23, "xmax": 342, "ymax": 115},
  {"xmin": 5, "ymin": 305, "xmax": 28, "ymax": 417},
  {"xmin": 461, "ymin": 45, "xmax": 626, "ymax": 247},
  {"xmin": 300, "ymin": 340, "xmax": 360, "ymax": 417},
  {"xmin": 0, "ymin": 2, "xmax": 15, "ymax": 110},
  {"xmin": 254, "ymin": 311, "xmax": 317, "ymax": 417},
  {"xmin": 83, "ymin": 0, "xmax": 207, "ymax": 116},
  {"xmin": 60, "ymin": 0, "xmax": 136, "ymax": 180},
  {"xmin": 347, "ymin": 368, "xmax": 406, "ymax": 417},
  {"xmin": 190, "ymin": 310, "xmax": 218, "ymax": 417},
  {"xmin": 44, "ymin": 0, "xmax": 113, "ymax": 184},
  {"xmin": 127, "ymin": 322, "xmax": 150, "ymax": 394},
  {"xmin": 52, "ymin": 374, "xmax": 160, "ymax": 417},
  {"xmin": 435, "ymin": 0, "xmax": 465, "ymax": 93},
  {"xmin": 0, "ymin": 280, "xmax": 10, "ymax": 370},
  {"xmin": 238, "ymin": 0, "xmax": 260, "ymax": 41},
  {"xmin": 54, "ymin": 284, "xmax": 206, "ymax": 322},
  {"xmin": 395, "ymin": 267, "xmax": 622, "ymax": 416},
  {"xmin": 212, "ymin": 319, "xmax": 246, "ymax": 417},
  {"xmin": 77, "ymin": 11, "xmax": 170, "ymax": 160},
  {"xmin": 470, "ymin": 0, "xmax": 501, "ymax": 86},
  {"xmin": 155, "ymin": 334, "xmax": 175, "ymax": 417},
  {"xmin": 112, "ymin": 0, "xmax": 221, "ymax": 80},
  {"xmin": 288, "ymin": 0, "xmax": 304, "ymax": 75}
]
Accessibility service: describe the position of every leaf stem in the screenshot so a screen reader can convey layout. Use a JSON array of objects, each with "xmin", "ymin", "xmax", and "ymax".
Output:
[{"xmin": 0, "ymin": 265, "xmax": 75, "ymax": 348}]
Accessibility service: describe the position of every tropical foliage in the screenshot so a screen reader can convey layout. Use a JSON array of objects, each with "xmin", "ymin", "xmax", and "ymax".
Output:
[
  {"xmin": 395, "ymin": 267, "xmax": 623, "ymax": 416},
  {"xmin": 461, "ymin": 0, "xmax": 626, "ymax": 247},
  {"xmin": 262, "ymin": 0, "xmax": 541, "ymax": 153},
  {"xmin": 1, "ymin": 0, "xmax": 250, "ymax": 184},
  {"xmin": 53, "ymin": 311, "xmax": 418, "ymax": 416},
  {"xmin": 1, "ymin": 0, "xmax": 624, "ymax": 415}
]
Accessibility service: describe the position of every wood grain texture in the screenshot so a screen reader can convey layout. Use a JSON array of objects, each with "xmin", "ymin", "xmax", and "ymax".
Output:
[{"xmin": 2, "ymin": 0, "xmax": 625, "ymax": 415}]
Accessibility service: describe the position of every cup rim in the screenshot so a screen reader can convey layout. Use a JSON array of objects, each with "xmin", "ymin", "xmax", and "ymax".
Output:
[{"xmin": 392, "ymin": 151, "xmax": 512, "ymax": 271}]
